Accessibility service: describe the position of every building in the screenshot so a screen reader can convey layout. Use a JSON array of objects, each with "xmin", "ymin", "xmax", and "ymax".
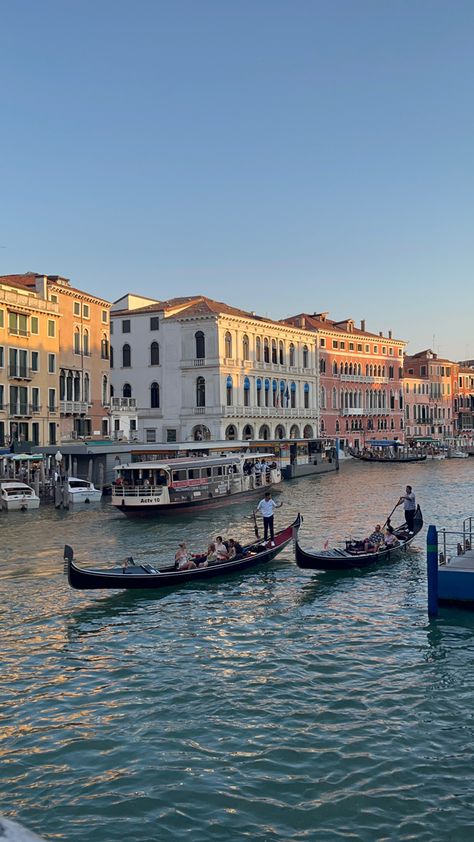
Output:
[
  {"xmin": 110, "ymin": 294, "xmax": 320, "ymax": 443},
  {"xmin": 454, "ymin": 364, "xmax": 474, "ymax": 434},
  {"xmin": 283, "ymin": 313, "xmax": 406, "ymax": 448},
  {"xmin": 0, "ymin": 273, "xmax": 112, "ymax": 442},
  {"xmin": 0, "ymin": 276, "xmax": 61, "ymax": 447},
  {"xmin": 403, "ymin": 350, "xmax": 454, "ymax": 440}
]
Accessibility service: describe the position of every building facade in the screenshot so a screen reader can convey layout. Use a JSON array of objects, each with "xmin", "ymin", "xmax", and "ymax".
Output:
[
  {"xmin": 110, "ymin": 295, "xmax": 320, "ymax": 443},
  {"xmin": 403, "ymin": 350, "xmax": 454, "ymax": 440},
  {"xmin": 284, "ymin": 313, "xmax": 406, "ymax": 447},
  {"xmin": 454, "ymin": 364, "xmax": 474, "ymax": 434},
  {"xmin": 0, "ymin": 277, "xmax": 61, "ymax": 447}
]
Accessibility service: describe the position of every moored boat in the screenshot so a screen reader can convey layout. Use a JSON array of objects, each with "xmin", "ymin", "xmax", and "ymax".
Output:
[
  {"xmin": 67, "ymin": 477, "xmax": 102, "ymax": 504},
  {"xmin": 111, "ymin": 452, "xmax": 281, "ymax": 517},
  {"xmin": 295, "ymin": 506, "xmax": 423, "ymax": 570},
  {"xmin": 0, "ymin": 481, "xmax": 40, "ymax": 512},
  {"xmin": 350, "ymin": 440, "xmax": 427, "ymax": 463},
  {"xmin": 64, "ymin": 514, "xmax": 301, "ymax": 590}
]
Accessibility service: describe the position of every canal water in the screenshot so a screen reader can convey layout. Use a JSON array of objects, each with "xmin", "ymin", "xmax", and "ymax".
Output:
[{"xmin": 1, "ymin": 459, "xmax": 474, "ymax": 841}]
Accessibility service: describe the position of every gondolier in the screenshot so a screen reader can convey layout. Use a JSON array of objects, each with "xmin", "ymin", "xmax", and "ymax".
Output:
[
  {"xmin": 256, "ymin": 491, "xmax": 282, "ymax": 547},
  {"xmin": 399, "ymin": 485, "xmax": 416, "ymax": 533}
]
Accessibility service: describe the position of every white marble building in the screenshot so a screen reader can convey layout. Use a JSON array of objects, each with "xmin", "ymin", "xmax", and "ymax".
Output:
[{"xmin": 110, "ymin": 295, "xmax": 320, "ymax": 443}]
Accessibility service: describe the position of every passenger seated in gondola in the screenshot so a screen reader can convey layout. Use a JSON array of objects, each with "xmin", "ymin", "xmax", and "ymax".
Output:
[
  {"xmin": 206, "ymin": 542, "xmax": 219, "ymax": 564},
  {"xmin": 364, "ymin": 524, "xmax": 385, "ymax": 552},
  {"xmin": 228, "ymin": 538, "xmax": 245, "ymax": 559},
  {"xmin": 175, "ymin": 542, "xmax": 197, "ymax": 571},
  {"xmin": 215, "ymin": 536, "xmax": 229, "ymax": 560},
  {"xmin": 384, "ymin": 525, "xmax": 399, "ymax": 547}
]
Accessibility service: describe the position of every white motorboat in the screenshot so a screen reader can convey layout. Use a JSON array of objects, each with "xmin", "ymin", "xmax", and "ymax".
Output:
[
  {"xmin": 0, "ymin": 481, "xmax": 40, "ymax": 511},
  {"xmin": 449, "ymin": 450, "xmax": 469, "ymax": 459},
  {"xmin": 67, "ymin": 477, "xmax": 102, "ymax": 504}
]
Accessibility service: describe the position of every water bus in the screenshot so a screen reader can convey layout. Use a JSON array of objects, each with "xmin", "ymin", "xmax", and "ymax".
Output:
[{"xmin": 111, "ymin": 451, "xmax": 281, "ymax": 517}]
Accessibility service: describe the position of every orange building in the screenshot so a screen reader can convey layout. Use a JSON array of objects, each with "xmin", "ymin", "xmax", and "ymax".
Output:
[
  {"xmin": 454, "ymin": 365, "xmax": 474, "ymax": 434},
  {"xmin": 0, "ymin": 273, "xmax": 111, "ymax": 442},
  {"xmin": 404, "ymin": 350, "xmax": 454, "ymax": 440}
]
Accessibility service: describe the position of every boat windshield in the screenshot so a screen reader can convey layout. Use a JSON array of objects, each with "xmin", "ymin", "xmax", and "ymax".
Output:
[
  {"xmin": 69, "ymin": 480, "xmax": 91, "ymax": 489},
  {"xmin": 4, "ymin": 487, "xmax": 33, "ymax": 497}
]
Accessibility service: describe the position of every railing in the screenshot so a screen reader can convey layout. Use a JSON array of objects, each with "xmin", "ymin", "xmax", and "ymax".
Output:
[
  {"xmin": 60, "ymin": 400, "xmax": 90, "ymax": 414},
  {"xmin": 113, "ymin": 485, "xmax": 165, "ymax": 497},
  {"xmin": 8, "ymin": 328, "xmax": 29, "ymax": 337},
  {"xmin": 339, "ymin": 374, "xmax": 390, "ymax": 384},
  {"xmin": 8, "ymin": 366, "xmax": 34, "ymax": 380},
  {"xmin": 222, "ymin": 405, "xmax": 315, "ymax": 419},
  {"xmin": 111, "ymin": 397, "xmax": 137, "ymax": 410},
  {"xmin": 341, "ymin": 407, "xmax": 392, "ymax": 416},
  {"xmin": 193, "ymin": 358, "xmax": 205, "ymax": 366},
  {"xmin": 436, "ymin": 517, "xmax": 474, "ymax": 563},
  {"xmin": 7, "ymin": 403, "xmax": 31, "ymax": 417}
]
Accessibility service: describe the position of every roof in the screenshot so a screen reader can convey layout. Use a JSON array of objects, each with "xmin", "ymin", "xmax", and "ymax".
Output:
[
  {"xmin": 283, "ymin": 312, "xmax": 406, "ymax": 343},
  {"xmin": 0, "ymin": 273, "xmax": 111, "ymax": 306}
]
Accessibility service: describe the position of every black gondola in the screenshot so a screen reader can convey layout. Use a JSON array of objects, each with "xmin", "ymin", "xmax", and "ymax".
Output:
[
  {"xmin": 350, "ymin": 449, "xmax": 427, "ymax": 463},
  {"xmin": 295, "ymin": 506, "xmax": 423, "ymax": 570},
  {"xmin": 64, "ymin": 515, "xmax": 301, "ymax": 590}
]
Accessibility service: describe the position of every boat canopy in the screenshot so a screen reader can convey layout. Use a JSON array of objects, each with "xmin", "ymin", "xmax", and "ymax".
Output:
[
  {"xmin": 364, "ymin": 440, "xmax": 402, "ymax": 447},
  {"xmin": 115, "ymin": 452, "xmax": 275, "ymax": 473},
  {"xmin": 8, "ymin": 453, "xmax": 45, "ymax": 461}
]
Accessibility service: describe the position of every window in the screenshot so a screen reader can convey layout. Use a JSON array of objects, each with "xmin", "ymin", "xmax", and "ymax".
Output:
[
  {"xmin": 340, "ymin": 341, "xmax": 345, "ymax": 350},
  {"xmin": 389, "ymin": 347, "xmax": 393, "ymax": 356},
  {"xmin": 224, "ymin": 332, "xmax": 232, "ymax": 358},
  {"xmin": 0, "ymin": 384, "xmax": 4, "ymax": 409},
  {"xmin": 289, "ymin": 343, "xmax": 295, "ymax": 366},
  {"xmin": 30, "ymin": 316, "xmax": 39, "ymax": 334},
  {"xmin": 264, "ymin": 338, "xmax": 270, "ymax": 363},
  {"xmin": 48, "ymin": 353, "xmax": 55, "ymax": 374},
  {"xmin": 122, "ymin": 344, "xmax": 131, "ymax": 367},
  {"xmin": 302, "ymin": 345, "xmax": 309, "ymax": 368},
  {"xmin": 48, "ymin": 388, "xmax": 56, "ymax": 411},
  {"xmin": 357, "ymin": 344, "xmax": 362, "ymax": 352},
  {"xmin": 243, "ymin": 335, "xmax": 250, "ymax": 361},
  {"xmin": 226, "ymin": 376, "xmax": 233, "ymax": 406},
  {"xmin": 279, "ymin": 341, "xmax": 284, "ymax": 365},
  {"xmin": 0, "ymin": 309, "xmax": 3, "ymax": 328},
  {"xmin": 110, "ymin": 321, "xmax": 114, "ymax": 335},
  {"xmin": 85, "ymin": 374, "xmax": 90, "ymax": 404},
  {"xmin": 31, "ymin": 351, "xmax": 39, "ymax": 372},
  {"xmin": 256, "ymin": 337, "xmax": 261, "ymax": 362},
  {"xmin": 74, "ymin": 327, "xmax": 81, "ymax": 354},
  {"xmin": 122, "ymin": 319, "xmax": 131, "ymax": 333},
  {"xmin": 148, "ymin": 316, "xmax": 159, "ymax": 331},
  {"xmin": 195, "ymin": 331, "xmax": 205, "ymax": 359},
  {"xmin": 123, "ymin": 383, "xmax": 132, "ymax": 398},
  {"xmin": 83, "ymin": 330, "xmax": 90, "ymax": 355},
  {"xmin": 244, "ymin": 376, "xmax": 250, "ymax": 407},
  {"xmin": 196, "ymin": 376, "xmax": 206, "ymax": 407},
  {"xmin": 167, "ymin": 429, "xmax": 177, "ymax": 442},
  {"xmin": 150, "ymin": 341, "xmax": 160, "ymax": 365},
  {"xmin": 271, "ymin": 339, "xmax": 277, "ymax": 364},
  {"xmin": 110, "ymin": 345, "xmax": 114, "ymax": 368},
  {"xmin": 145, "ymin": 429, "xmax": 156, "ymax": 443},
  {"xmin": 82, "ymin": 304, "xmax": 90, "ymax": 319},
  {"xmin": 382, "ymin": 346, "xmax": 386, "ymax": 355},
  {"xmin": 150, "ymin": 382, "xmax": 160, "ymax": 408},
  {"xmin": 333, "ymin": 340, "xmax": 338, "ymax": 349},
  {"xmin": 349, "ymin": 342, "xmax": 354, "ymax": 351},
  {"xmin": 319, "ymin": 338, "xmax": 325, "ymax": 348},
  {"xmin": 102, "ymin": 310, "xmax": 108, "ymax": 324},
  {"xmin": 304, "ymin": 383, "xmax": 310, "ymax": 409},
  {"xmin": 49, "ymin": 422, "xmax": 57, "ymax": 445},
  {"xmin": 73, "ymin": 302, "xmax": 81, "ymax": 316},
  {"xmin": 50, "ymin": 294, "xmax": 58, "ymax": 304},
  {"xmin": 48, "ymin": 320, "xmax": 55, "ymax": 338},
  {"xmin": 291, "ymin": 382, "xmax": 296, "ymax": 408},
  {"xmin": 101, "ymin": 335, "xmax": 109, "ymax": 359},
  {"xmin": 9, "ymin": 312, "xmax": 28, "ymax": 336},
  {"xmin": 365, "ymin": 345, "xmax": 370, "ymax": 353},
  {"xmin": 31, "ymin": 388, "xmax": 40, "ymax": 412},
  {"xmin": 374, "ymin": 345, "xmax": 378, "ymax": 353}
]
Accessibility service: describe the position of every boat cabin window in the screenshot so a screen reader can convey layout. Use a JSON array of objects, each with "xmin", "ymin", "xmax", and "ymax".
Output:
[
  {"xmin": 69, "ymin": 480, "xmax": 90, "ymax": 489},
  {"xmin": 212, "ymin": 466, "xmax": 224, "ymax": 477},
  {"xmin": 172, "ymin": 470, "xmax": 187, "ymax": 482},
  {"xmin": 188, "ymin": 469, "xmax": 199, "ymax": 479}
]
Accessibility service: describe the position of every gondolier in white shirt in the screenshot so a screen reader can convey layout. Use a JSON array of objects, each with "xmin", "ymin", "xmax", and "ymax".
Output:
[
  {"xmin": 256, "ymin": 491, "xmax": 282, "ymax": 547},
  {"xmin": 398, "ymin": 485, "xmax": 416, "ymax": 533}
]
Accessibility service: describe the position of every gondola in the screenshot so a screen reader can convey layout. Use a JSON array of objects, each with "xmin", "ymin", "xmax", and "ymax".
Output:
[
  {"xmin": 295, "ymin": 506, "xmax": 423, "ymax": 570},
  {"xmin": 349, "ymin": 441, "xmax": 427, "ymax": 463},
  {"xmin": 64, "ymin": 514, "xmax": 301, "ymax": 590},
  {"xmin": 350, "ymin": 450, "xmax": 427, "ymax": 463}
]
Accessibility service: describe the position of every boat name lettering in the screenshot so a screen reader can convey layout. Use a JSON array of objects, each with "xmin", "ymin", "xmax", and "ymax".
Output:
[{"xmin": 170, "ymin": 478, "xmax": 209, "ymax": 489}]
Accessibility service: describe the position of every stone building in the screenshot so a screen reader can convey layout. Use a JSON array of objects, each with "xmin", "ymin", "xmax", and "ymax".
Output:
[{"xmin": 403, "ymin": 350, "xmax": 454, "ymax": 440}]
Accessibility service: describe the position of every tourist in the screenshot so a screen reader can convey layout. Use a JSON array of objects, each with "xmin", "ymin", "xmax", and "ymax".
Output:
[
  {"xmin": 215, "ymin": 536, "xmax": 229, "ymax": 560},
  {"xmin": 175, "ymin": 542, "xmax": 197, "ymax": 571},
  {"xmin": 206, "ymin": 542, "xmax": 218, "ymax": 563},
  {"xmin": 398, "ymin": 485, "xmax": 416, "ymax": 533},
  {"xmin": 364, "ymin": 524, "xmax": 384, "ymax": 552},
  {"xmin": 256, "ymin": 490, "xmax": 282, "ymax": 547},
  {"xmin": 384, "ymin": 525, "xmax": 399, "ymax": 547},
  {"xmin": 228, "ymin": 538, "xmax": 244, "ymax": 559}
]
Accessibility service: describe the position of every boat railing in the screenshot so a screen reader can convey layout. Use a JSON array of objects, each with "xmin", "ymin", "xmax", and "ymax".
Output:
[
  {"xmin": 112, "ymin": 485, "xmax": 165, "ymax": 497},
  {"xmin": 436, "ymin": 517, "xmax": 474, "ymax": 563}
]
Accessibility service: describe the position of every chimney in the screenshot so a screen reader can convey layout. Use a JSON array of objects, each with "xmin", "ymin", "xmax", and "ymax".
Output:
[
  {"xmin": 360, "ymin": 319, "xmax": 365, "ymax": 332},
  {"xmin": 298, "ymin": 316, "xmax": 306, "ymax": 328},
  {"xmin": 35, "ymin": 275, "xmax": 48, "ymax": 299},
  {"xmin": 388, "ymin": 330, "xmax": 392, "ymax": 339},
  {"xmin": 379, "ymin": 331, "xmax": 383, "ymax": 337}
]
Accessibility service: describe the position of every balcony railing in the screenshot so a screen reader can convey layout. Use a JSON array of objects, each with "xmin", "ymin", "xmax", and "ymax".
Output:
[
  {"xmin": 8, "ymin": 366, "xmax": 34, "ymax": 380},
  {"xmin": 60, "ymin": 400, "xmax": 90, "ymax": 415},
  {"xmin": 181, "ymin": 405, "xmax": 316, "ymax": 419},
  {"xmin": 341, "ymin": 407, "xmax": 392, "ymax": 416},
  {"xmin": 8, "ymin": 403, "xmax": 31, "ymax": 417},
  {"xmin": 111, "ymin": 397, "xmax": 137, "ymax": 410},
  {"xmin": 8, "ymin": 328, "xmax": 29, "ymax": 337},
  {"xmin": 339, "ymin": 374, "xmax": 390, "ymax": 384}
]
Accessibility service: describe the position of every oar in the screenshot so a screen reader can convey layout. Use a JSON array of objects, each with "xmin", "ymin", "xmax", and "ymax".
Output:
[
  {"xmin": 252, "ymin": 509, "xmax": 260, "ymax": 539},
  {"xmin": 383, "ymin": 501, "xmax": 400, "ymax": 529}
]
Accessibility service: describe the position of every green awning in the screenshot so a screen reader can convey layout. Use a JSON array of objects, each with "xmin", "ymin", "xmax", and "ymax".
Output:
[{"xmin": 8, "ymin": 453, "xmax": 45, "ymax": 461}]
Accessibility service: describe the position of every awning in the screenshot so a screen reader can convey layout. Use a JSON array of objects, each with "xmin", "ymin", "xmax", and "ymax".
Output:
[{"xmin": 8, "ymin": 453, "xmax": 45, "ymax": 461}]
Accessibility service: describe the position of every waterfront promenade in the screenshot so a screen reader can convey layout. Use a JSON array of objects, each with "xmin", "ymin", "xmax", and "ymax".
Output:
[{"xmin": 1, "ymin": 458, "xmax": 474, "ymax": 841}]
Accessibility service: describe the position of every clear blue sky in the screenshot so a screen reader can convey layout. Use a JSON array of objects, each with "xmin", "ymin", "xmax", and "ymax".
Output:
[{"xmin": 1, "ymin": 0, "xmax": 473, "ymax": 359}]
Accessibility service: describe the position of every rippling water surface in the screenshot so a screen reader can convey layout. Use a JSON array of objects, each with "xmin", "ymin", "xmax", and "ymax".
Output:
[{"xmin": 2, "ymin": 459, "xmax": 474, "ymax": 841}]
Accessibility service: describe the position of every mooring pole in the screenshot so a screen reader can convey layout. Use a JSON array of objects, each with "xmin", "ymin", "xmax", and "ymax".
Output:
[{"xmin": 427, "ymin": 524, "xmax": 439, "ymax": 618}]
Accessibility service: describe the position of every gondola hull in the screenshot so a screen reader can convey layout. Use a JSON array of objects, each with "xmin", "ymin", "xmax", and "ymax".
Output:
[
  {"xmin": 349, "ymin": 450, "xmax": 427, "ymax": 463},
  {"xmin": 64, "ymin": 515, "xmax": 301, "ymax": 590},
  {"xmin": 295, "ymin": 507, "xmax": 423, "ymax": 570}
]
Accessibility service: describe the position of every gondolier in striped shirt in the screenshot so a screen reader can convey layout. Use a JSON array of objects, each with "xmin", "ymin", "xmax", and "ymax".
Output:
[
  {"xmin": 256, "ymin": 491, "xmax": 282, "ymax": 547},
  {"xmin": 398, "ymin": 485, "xmax": 416, "ymax": 533}
]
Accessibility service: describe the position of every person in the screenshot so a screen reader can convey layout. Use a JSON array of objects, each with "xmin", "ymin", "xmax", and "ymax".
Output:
[
  {"xmin": 399, "ymin": 485, "xmax": 416, "ymax": 533},
  {"xmin": 256, "ymin": 490, "xmax": 282, "ymax": 546},
  {"xmin": 364, "ymin": 524, "xmax": 385, "ymax": 552},
  {"xmin": 215, "ymin": 536, "xmax": 229, "ymax": 560},
  {"xmin": 175, "ymin": 542, "xmax": 197, "ymax": 571},
  {"xmin": 254, "ymin": 460, "xmax": 262, "ymax": 485},
  {"xmin": 384, "ymin": 525, "xmax": 399, "ymax": 547},
  {"xmin": 228, "ymin": 538, "xmax": 244, "ymax": 559},
  {"xmin": 206, "ymin": 542, "xmax": 218, "ymax": 563}
]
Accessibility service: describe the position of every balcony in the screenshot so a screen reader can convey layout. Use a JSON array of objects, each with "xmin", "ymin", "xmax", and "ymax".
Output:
[
  {"xmin": 339, "ymin": 374, "xmax": 390, "ymax": 384},
  {"xmin": 8, "ymin": 328, "xmax": 29, "ymax": 338},
  {"xmin": 60, "ymin": 400, "xmax": 90, "ymax": 415},
  {"xmin": 8, "ymin": 366, "xmax": 34, "ymax": 380},
  {"xmin": 8, "ymin": 403, "xmax": 32, "ymax": 418},
  {"xmin": 181, "ymin": 405, "xmax": 316, "ymax": 419},
  {"xmin": 111, "ymin": 397, "xmax": 137, "ymax": 410},
  {"xmin": 341, "ymin": 407, "xmax": 391, "ymax": 416}
]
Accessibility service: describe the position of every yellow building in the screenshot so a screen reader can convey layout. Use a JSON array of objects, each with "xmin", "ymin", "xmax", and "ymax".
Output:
[{"xmin": 0, "ymin": 278, "xmax": 61, "ymax": 447}]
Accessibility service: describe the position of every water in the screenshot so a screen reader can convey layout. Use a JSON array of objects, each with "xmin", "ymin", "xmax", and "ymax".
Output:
[{"xmin": 1, "ymin": 459, "xmax": 474, "ymax": 841}]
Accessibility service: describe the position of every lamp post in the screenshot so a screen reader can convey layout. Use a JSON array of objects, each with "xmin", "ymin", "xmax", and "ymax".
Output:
[{"xmin": 54, "ymin": 450, "xmax": 63, "ymax": 480}]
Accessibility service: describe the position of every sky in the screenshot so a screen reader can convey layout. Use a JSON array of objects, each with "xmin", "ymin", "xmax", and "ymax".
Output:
[{"xmin": 1, "ymin": 0, "xmax": 473, "ymax": 360}]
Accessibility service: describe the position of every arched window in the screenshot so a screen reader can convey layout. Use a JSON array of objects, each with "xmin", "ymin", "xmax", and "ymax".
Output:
[
  {"xmin": 256, "ymin": 377, "xmax": 262, "ymax": 406},
  {"xmin": 256, "ymin": 337, "xmax": 261, "ymax": 362},
  {"xmin": 279, "ymin": 341, "xmax": 284, "ymax": 365},
  {"xmin": 335, "ymin": 419, "xmax": 340, "ymax": 433},
  {"xmin": 271, "ymin": 339, "xmax": 277, "ymax": 364},
  {"xmin": 333, "ymin": 361, "xmax": 338, "ymax": 375},
  {"xmin": 74, "ymin": 327, "xmax": 81, "ymax": 354},
  {"xmin": 366, "ymin": 364, "xmax": 369, "ymax": 376},
  {"xmin": 320, "ymin": 419, "xmax": 325, "ymax": 432},
  {"xmin": 196, "ymin": 376, "xmax": 206, "ymax": 407},
  {"xmin": 243, "ymin": 335, "xmax": 250, "ymax": 361},
  {"xmin": 122, "ymin": 344, "xmax": 131, "ymax": 367},
  {"xmin": 304, "ymin": 382, "xmax": 310, "ymax": 409},
  {"xmin": 264, "ymin": 377, "xmax": 270, "ymax": 407},
  {"xmin": 320, "ymin": 386, "xmax": 326, "ymax": 409},
  {"xmin": 226, "ymin": 375, "xmax": 233, "ymax": 406},
  {"xmin": 110, "ymin": 384, "xmax": 114, "ymax": 398},
  {"xmin": 195, "ymin": 331, "xmax": 205, "ymax": 359},
  {"xmin": 303, "ymin": 345, "xmax": 309, "ymax": 368},
  {"xmin": 344, "ymin": 363, "xmax": 349, "ymax": 375},
  {"xmin": 66, "ymin": 371, "xmax": 73, "ymax": 400},
  {"xmin": 244, "ymin": 376, "xmax": 250, "ymax": 407},
  {"xmin": 99, "ymin": 375, "xmax": 105, "ymax": 406},
  {"xmin": 291, "ymin": 381, "xmax": 296, "ymax": 408},
  {"xmin": 224, "ymin": 332, "xmax": 232, "ymax": 358},
  {"xmin": 83, "ymin": 329, "xmax": 89, "ymax": 356},
  {"xmin": 320, "ymin": 358, "xmax": 326, "ymax": 373},
  {"xmin": 59, "ymin": 370, "xmax": 65, "ymax": 401},
  {"xmin": 73, "ymin": 372, "xmax": 80, "ymax": 401},
  {"xmin": 264, "ymin": 338, "xmax": 270, "ymax": 363},
  {"xmin": 332, "ymin": 387, "xmax": 338, "ymax": 409},
  {"xmin": 110, "ymin": 345, "xmax": 114, "ymax": 368},
  {"xmin": 289, "ymin": 343, "xmax": 295, "ymax": 366},
  {"xmin": 101, "ymin": 334, "xmax": 109, "ymax": 360},
  {"xmin": 150, "ymin": 382, "xmax": 160, "ymax": 408},
  {"xmin": 150, "ymin": 341, "xmax": 160, "ymax": 365},
  {"xmin": 123, "ymin": 383, "xmax": 132, "ymax": 398},
  {"xmin": 226, "ymin": 424, "xmax": 237, "ymax": 440},
  {"xmin": 272, "ymin": 378, "xmax": 278, "ymax": 407}
]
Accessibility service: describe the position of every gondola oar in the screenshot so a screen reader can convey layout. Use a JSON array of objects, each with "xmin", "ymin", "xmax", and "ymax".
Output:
[
  {"xmin": 252, "ymin": 509, "xmax": 260, "ymax": 539},
  {"xmin": 383, "ymin": 500, "xmax": 401, "ymax": 529}
]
